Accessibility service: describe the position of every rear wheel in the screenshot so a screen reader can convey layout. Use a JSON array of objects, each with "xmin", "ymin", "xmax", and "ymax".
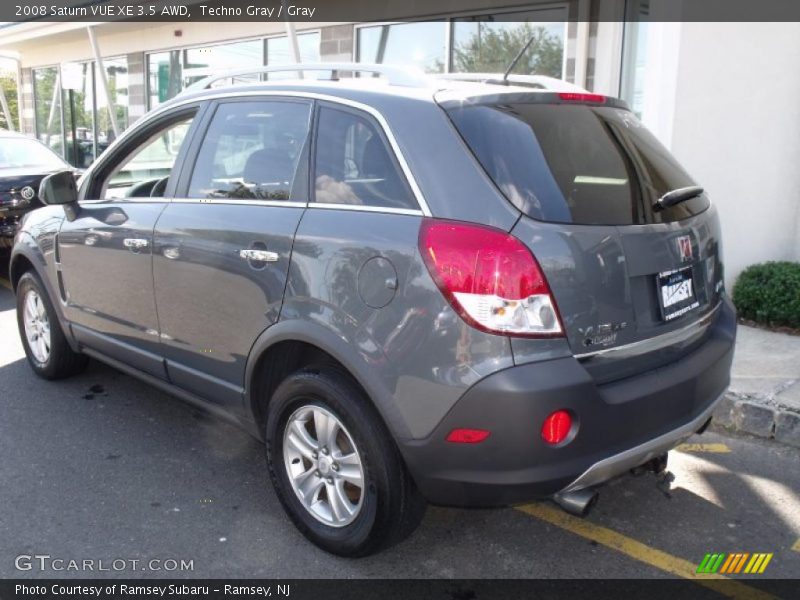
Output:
[
  {"xmin": 16, "ymin": 271, "xmax": 88, "ymax": 379},
  {"xmin": 265, "ymin": 366, "xmax": 426, "ymax": 557}
]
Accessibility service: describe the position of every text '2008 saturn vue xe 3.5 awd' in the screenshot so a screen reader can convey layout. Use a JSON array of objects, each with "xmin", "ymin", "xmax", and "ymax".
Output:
[{"xmin": 9, "ymin": 62, "xmax": 735, "ymax": 557}]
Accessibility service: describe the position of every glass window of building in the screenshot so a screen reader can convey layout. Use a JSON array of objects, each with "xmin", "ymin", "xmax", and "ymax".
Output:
[
  {"xmin": 452, "ymin": 12, "xmax": 567, "ymax": 77},
  {"xmin": 357, "ymin": 22, "xmax": 447, "ymax": 73},
  {"xmin": 265, "ymin": 32, "xmax": 321, "ymax": 79},
  {"xmin": 33, "ymin": 66, "xmax": 63, "ymax": 156},
  {"xmin": 61, "ymin": 62, "xmax": 96, "ymax": 168},
  {"xmin": 98, "ymin": 56, "xmax": 129, "ymax": 144},
  {"xmin": 620, "ymin": 0, "xmax": 651, "ymax": 119},
  {"xmin": 183, "ymin": 39, "xmax": 262, "ymax": 88},
  {"xmin": 148, "ymin": 50, "xmax": 182, "ymax": 108},
  {"xmin": 35, "ymin": 61, "xmax": 127, "ymax": 167},
  {"xmin": 0, "ymin": 68, "xmax": 17, "ymax": 130},
  {"xmin": 149, "ymin": 41, "xmax": 262, "ymax": 108}
]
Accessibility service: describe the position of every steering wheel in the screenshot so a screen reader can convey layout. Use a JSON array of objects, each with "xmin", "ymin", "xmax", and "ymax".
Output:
[
  {"xmin": 125, "ymin": 178, "xmax": 158, "ymax": 198},
  {"xmin": 150, "ymin": 177, "xmax": 170, "ymax": 198}
]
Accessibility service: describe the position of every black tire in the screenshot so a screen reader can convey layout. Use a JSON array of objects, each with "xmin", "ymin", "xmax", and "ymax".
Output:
[
  {"xmin": 16, "ymin": 270, "xmax": 88, "ymax": 380},
  {"xmin": 265, "ymin": 366, "xmax": 426, "ymax": 557}
]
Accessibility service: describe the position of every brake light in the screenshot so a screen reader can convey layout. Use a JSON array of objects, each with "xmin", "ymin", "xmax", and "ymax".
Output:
[
  {"xmin": 558, "ymin": 92, "xmax": 606, "ymax": 104},
  {"xmin": 541, "ymin": 410, "xmax": 573, "ymax": 445},
  {"xmin": 419, "ymin": 219, "xmax": 562, "ymax": 337},
  {"xmin": 446, "ymin": 428, "xmax": 491, "ymax": 444}
]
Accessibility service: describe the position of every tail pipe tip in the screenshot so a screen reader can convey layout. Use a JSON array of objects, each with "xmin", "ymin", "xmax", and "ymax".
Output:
[{"xmin": 552, "ymin": 487, "xmax": 599, "ymax": 517}]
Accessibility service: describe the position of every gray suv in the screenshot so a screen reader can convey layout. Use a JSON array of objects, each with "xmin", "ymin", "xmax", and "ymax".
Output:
[{"xmin": 10, "ymin": 64, "xmax": 735, "ymax": 557}]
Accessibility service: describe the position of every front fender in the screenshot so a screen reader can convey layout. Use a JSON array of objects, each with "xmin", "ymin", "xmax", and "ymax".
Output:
[{"xmin": 10, "ymin": 219, "xmax": 75, "ymax": 350}]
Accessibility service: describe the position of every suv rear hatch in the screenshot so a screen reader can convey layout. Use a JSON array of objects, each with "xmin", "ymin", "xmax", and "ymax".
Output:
[{"xmin": 439, "ymin": 91, "xmax": 726, "ymax": 382}]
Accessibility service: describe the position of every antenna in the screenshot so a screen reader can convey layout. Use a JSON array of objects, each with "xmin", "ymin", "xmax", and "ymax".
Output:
[{"xmin": 503, "ymin": 34, "xmax": 538, "ymax": 83}]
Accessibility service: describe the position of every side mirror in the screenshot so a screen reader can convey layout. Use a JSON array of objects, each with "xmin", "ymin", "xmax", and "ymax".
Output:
[{"xmin": 38, "ymin": 170, "xmax": 78, "ymax": 206}]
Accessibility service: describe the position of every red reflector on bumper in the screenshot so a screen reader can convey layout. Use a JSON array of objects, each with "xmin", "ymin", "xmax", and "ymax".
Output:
[
  {"xmin": 446, "ymin": 428, "xmax": 491, "ymax": 444},
  {"xmin": 541, "ymin": 410, "xmax": 573, "ymax": 445}
]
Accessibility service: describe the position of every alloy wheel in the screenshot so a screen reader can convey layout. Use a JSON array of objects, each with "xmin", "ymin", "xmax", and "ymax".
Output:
[{"xmin": 283, "ymin": 404, "xmax": 365, "ymax": 527}]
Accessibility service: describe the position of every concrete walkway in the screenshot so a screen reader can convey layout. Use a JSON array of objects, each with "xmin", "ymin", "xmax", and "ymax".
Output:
[{"xmin": 713, "ymin": 324, "xmax": 800, "ymax": 446}]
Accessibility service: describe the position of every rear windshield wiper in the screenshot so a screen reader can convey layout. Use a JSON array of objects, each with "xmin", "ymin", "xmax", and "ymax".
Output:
[{"xmin": 653, "ymin": 186, "xmax": 704, "ymax": 211}]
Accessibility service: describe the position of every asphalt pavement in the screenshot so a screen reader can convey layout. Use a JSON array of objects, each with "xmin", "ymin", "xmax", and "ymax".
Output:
[{"xmin": 0, "ymin": 266, "xmax": 798, "ymax": 591}]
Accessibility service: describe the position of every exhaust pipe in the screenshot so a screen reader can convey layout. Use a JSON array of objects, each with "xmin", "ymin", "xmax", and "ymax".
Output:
[{"xmin": 552, "ymin": 488, "xmax": 599, "ymax": 517}]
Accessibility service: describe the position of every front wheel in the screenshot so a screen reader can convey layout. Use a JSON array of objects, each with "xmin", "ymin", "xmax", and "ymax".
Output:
[
  {"xmin": 16, "ymin": 271, "xmax": 88, "ymax": 379},
  {"xmin": 265, "ymin": 367, "xmax": 426, "ymax": 557}
]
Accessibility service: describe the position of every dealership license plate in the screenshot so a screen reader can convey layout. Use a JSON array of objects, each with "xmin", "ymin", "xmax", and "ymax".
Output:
[{"xmin": 657, "ymin": 266, "xmax": 700, "ymax": 321}]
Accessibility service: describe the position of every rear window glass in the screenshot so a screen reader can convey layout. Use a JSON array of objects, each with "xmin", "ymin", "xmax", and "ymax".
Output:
[{"xmin": 446, "ymin": 102, "xmax": 709, "ymax": 225}]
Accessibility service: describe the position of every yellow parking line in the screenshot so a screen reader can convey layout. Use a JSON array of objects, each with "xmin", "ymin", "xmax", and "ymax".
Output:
[
  {"xmin": 676, "ymin": 443, "xmax": 731, "ymax": 453},
  {"xmin": 792, "ymin": 539, "xmax": 800, "ymax": 553},
  {"xmin": 0, "ymin": 277, "xmax": 11, "ymax": 291},
  {"xmin": 516, "ymin": 503, "xmax": 777, "ymax": 600}
]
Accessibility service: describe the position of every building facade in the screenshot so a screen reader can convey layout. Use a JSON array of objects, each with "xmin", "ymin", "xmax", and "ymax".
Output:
[{"xmin": 0, "ymin": 0, "xmax": 798, "ymax": 286}]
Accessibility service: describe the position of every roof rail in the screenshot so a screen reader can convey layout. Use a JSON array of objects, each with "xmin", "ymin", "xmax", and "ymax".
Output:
[
  {"xmin": 183, "ymin": 62, "xmax": 429, "ymax": 93},
  {"xmin": 437, "ymin": 73, "xmax": 588, "ymax": 93}
]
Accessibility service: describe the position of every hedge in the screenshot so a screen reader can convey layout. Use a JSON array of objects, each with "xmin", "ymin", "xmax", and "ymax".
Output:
[{"xmin": 732, "ymin": 261, "xmax": 800, "ymax": 329}]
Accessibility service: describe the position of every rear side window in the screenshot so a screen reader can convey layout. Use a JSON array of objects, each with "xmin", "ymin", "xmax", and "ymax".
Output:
[
  {"xmin": 446, "ymin": 102, "xmax": 709, "ymax": 225},
  {"xmin": 313, "ymin": 106, "xmax": 417, "ymax": 210},
  {"xmin": 188, "ymin": 100, "xmax": 311, "ymax": 201}
]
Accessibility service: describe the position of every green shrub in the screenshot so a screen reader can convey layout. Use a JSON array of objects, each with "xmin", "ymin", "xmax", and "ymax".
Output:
[{"xmin": 732, "ymin": 261, "xmax": 800, "ymax": 329}]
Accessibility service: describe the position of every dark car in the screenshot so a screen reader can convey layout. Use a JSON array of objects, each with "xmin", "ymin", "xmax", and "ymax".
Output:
[
  {"xmin": 9, "ymin": 64, "xmax": 735, "ymax": 557},
  {"xmin": 0, "ymin": 130, "xmax": 75, "ymax": 250}
]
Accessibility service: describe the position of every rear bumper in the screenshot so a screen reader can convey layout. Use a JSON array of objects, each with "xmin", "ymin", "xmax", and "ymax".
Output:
[{"xmin": 400, "ymin": 296, "xmax": 736, "ymax": 507}]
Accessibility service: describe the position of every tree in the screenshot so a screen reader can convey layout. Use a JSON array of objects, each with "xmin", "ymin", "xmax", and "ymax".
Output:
[{"xmin": 452, "ymin": 23, "xmax": 564, "ymax": 78}]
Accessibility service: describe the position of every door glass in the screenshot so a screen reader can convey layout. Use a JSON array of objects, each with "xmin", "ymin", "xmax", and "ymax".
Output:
[
  {"xmin": 313, "ymin": 106, "xmax": 416, "ymax": 210},
  {"xmin": 187, "ymin": 101, "xmax": 311, "ymax": 201},
  {"xmin": 101, "ymin": 116, "xmax": 194, "ymax": 200}
]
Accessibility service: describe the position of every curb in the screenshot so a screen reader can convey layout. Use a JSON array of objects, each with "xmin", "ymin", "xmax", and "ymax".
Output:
[{"xmin": 711, "ymin": 389, "xmax": 800, "ymax": 448}]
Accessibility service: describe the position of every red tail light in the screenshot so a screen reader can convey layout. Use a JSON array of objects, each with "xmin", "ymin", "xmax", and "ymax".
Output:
[
  {"xmin": 558, "ymin": 92, "xmax": 606, "ymax": 104},
  {"xmin": 541, "ymin": 410, "xmax": 573, "ymax": 445},
  {"xmin": 419, "ymin": 219, "xmax": 563, "ymax": 337}
]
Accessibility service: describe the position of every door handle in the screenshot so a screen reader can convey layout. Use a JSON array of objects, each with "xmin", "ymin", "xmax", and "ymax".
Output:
[
  {"xmin": 239, "ymin": 249, "xmax": 278, "ymax": 262},
  {"xmin": 123, "ymin": 238, "xmax": 149, "ymax": 251}
]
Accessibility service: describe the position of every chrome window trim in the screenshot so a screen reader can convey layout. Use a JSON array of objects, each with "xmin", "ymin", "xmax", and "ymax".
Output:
[
  {"xmin": 83, "ymin": 89, "xmax": 433, "ymax": 217},
  {"xmin": 311, "ymin": 203, "xmax": 422, "ymax": 216},
  {"xmin": 163, "ymin": 198, "xmax": 422, "ymax": 215},
  {"xmin": 170, "ymin": 198, "xmax": 307, "ymax": 208},
  {"xmin": 574, "ymin": 301, "xmax": 722, "ymax": 360}
]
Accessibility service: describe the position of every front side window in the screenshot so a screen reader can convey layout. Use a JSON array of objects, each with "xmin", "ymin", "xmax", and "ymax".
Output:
[
  {"xmin": 100, "ymin": 116, "xmax": 194, "ymax": 200},
  {"xmin": 313, "ymin": 106, "xmax": 416, "ymax": 210},
  {"xmin": 187, "ymin": 100, "xmax": 311, "ymax": 201}
]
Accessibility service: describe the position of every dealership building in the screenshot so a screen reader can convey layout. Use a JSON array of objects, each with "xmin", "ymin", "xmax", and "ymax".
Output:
[{"xmin": 0, "ymin": 0, "xmax": 798, "ymax": 286}]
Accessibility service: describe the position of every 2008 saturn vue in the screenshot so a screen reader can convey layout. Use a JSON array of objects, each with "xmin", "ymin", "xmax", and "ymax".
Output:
[{"xmin": 10, "ymin": 64, "xmax": 735, "ymax": 557}]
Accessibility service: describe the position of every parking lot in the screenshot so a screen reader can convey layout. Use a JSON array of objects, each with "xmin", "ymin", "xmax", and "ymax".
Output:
[{"xmin": 0, "ymin": 264, "xmax": 798, "ymax": 592}]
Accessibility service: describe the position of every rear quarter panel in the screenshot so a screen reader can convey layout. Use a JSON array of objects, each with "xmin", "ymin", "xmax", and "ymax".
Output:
[{"xmin": 280, "ymin": 209, "xmax": 514, "ymax": 440}]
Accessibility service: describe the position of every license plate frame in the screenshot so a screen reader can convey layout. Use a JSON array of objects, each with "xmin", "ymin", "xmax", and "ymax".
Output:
[{"xmin": 657, "ymin": 265, "xmax": 700, "ymax": 321}]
